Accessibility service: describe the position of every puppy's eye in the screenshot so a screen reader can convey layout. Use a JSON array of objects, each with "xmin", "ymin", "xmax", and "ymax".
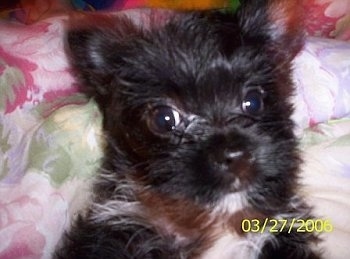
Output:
[
  {"xmin": 242, "ymin": 88, "xmax": 264, "ymax": 116},
  {"xmin": 148, "ymin": 106, "xmax": 181, "ymax": 134}
]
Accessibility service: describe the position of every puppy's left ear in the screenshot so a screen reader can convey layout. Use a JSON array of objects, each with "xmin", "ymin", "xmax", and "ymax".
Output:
[
  {"xmin": 66, "ymin": 13, "xmax": 144, "ymax": 107},
  {"xmin": 238, "ymin": 0, "xmax": 305, "ymax": 61}
]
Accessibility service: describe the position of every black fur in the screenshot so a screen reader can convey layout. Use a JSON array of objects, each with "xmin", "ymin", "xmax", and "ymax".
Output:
[{"xmin": 55, "ymin": 1, "xmax": 321, "ymax": 258}]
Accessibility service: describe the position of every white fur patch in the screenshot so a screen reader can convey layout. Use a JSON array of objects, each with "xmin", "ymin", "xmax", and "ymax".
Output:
[
  {"xmin": 90, "ymin": 200, "xmax": 143, "ymax": 224},
  {"xmin": 88, "ymin": 40, "xmax": 105, "ymax": 68},
  {"xmin": 211, "ymin": 191, "xmax": 247, "ymax": 214},
  {"xmin": 200, "ymin": 192, "xmax": 270, "ymax": 259}
]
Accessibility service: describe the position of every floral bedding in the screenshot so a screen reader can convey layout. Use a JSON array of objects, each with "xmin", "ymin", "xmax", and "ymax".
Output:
[{"xmin": 1, "ymin": 3, "xmax": 350, "ymax": 259}]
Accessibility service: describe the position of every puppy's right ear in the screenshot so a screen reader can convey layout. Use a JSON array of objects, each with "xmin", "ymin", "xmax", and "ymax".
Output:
[
  {"xmin": 66, "ymin": 13, "xmax": 142, "ymax": 104},
  {"xmin": 237, "ymin": 0, "xmax": 304, "ymax": 62}
]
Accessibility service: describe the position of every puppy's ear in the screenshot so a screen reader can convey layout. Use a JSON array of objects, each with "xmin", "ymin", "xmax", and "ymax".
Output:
[
  {"xmin": 66, "ymin": 13, "xmax": 143, "ymax": 104},
  {"xmin": 237, "ymin": 0, "xmax": 304, "ymax": 61}
]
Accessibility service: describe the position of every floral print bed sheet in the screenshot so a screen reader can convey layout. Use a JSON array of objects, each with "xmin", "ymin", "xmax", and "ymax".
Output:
[{"xmin": 0, "ymin": 13, "xmax": 350, "ymax": 259}]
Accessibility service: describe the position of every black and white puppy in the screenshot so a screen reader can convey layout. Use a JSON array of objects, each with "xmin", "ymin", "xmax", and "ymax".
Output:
[{"xmin": 55, "ymin": 0, "xmax": 321, "ymax": 258}]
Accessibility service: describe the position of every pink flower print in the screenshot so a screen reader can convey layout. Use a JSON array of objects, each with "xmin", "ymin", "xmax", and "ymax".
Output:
[
  {"xmin": 0, "ymin": 173, "xmax": 68, "ymax": 259},
  {"xmin": 0, "ymin": 47, "xmax": 38, "ymax": 114}
]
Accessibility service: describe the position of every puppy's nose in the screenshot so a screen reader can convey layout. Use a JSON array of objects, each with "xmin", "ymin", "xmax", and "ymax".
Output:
[
  {"xmin": 211, "ymin": 148, "xmax": 247, "ymax": 172},
  {"xmin": 224, "ymin": 150, "xmax": 244, "ymax": 165},
  {"xmin": 221, "ymin": 149, "xmax": 248, "ymax": 171}
]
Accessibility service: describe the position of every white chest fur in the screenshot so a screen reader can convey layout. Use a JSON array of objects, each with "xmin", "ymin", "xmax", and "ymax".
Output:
[{"xmin": 199, "ymin": 192, "xmax": 273, "ymax": 259}]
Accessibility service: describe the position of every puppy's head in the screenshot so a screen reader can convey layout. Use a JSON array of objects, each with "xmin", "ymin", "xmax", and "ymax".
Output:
[{"xmin": 67, "ymin": 1, "xmax": 304, "ymax": 214}]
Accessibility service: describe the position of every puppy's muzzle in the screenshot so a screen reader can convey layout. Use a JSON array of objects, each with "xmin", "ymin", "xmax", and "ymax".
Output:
[{"xmin": 206, "ymin": 133, "xmax": 254, "ymax": 181}]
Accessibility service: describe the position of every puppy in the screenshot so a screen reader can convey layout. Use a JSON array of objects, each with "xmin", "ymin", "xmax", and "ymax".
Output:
[{"xmin": 55, "ymin": 1, "xmax": 321, "ymax": 258}]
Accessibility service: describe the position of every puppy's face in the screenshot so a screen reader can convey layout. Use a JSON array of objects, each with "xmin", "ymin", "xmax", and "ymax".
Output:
[{"xmin": 68, "ymin": 1, "xmax": 304, "ymax": 214}]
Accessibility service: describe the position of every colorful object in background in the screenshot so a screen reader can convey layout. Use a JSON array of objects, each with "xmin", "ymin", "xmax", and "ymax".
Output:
[
  {"xmin": 1, "ymin": 0, "xmax": 350, "ymax": 39},
  {"xmin": 1, "ymin": 0, "xmax": 240, "ymax": 23},
  {"xmin": 71, "ymin": 0, "xmax": 121, "ymax": 11},
  {"xmin": 145, "ymin": 0, "xmax": 231, "ymax": 10},
  {"xmin": 70, "ymin": 0, "xmax": 240, "ymax": 11}
]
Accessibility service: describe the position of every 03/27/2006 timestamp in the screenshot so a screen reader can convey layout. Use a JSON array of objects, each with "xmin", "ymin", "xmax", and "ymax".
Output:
[{"xmin": 241, "ymin": 218, "xmax": 333, "ymax": 233}]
